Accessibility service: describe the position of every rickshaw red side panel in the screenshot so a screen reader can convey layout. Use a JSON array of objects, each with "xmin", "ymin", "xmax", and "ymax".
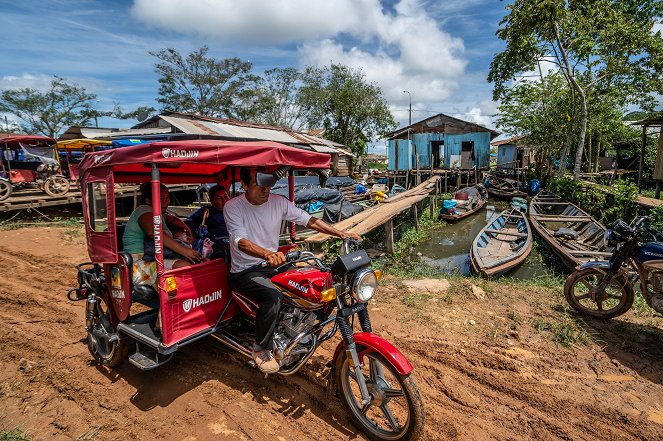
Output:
[
  {"xmin": 160, "ymin": 259, "xmax": 237, "ymax": 347},
  {"xmin": 104, "ymin": 256, "xmax": 132, "ymax": 322},
  {"xmin": 8, "ymin": 169, "xmax": 35, "ymax": 183},
  {"xmin": 81, "ymin": 167, "xmax": 118, "ymax": 263}
]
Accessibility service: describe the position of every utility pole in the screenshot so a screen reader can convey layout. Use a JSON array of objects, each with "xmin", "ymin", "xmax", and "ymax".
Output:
[{"xmin": 403, "ymin": 90, "xmax": 412, "ymax": 126}]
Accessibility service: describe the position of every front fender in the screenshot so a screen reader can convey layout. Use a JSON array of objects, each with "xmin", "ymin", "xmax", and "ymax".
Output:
[
  {"xmin": 333, "ymin": 332, "xmax": 413, "ymax": 375},
  {"xmin": 576, "ymin": 261, "xmax": 612, "ymax": 271}
]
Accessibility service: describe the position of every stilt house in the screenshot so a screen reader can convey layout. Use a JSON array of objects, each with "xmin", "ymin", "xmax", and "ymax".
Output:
[
  {"xmin": 385, "ymin": 114, "xmax": 499, "ymax": 171},
  {"xmin": 491, "ymin": 135, "xmax": 534, "ymax": 170}
]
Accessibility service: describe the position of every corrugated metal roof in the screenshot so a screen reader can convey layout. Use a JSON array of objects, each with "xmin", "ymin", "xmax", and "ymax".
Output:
[{"xmin": 160, "ymin": 115, "xmax": 303, "ymax": 143}]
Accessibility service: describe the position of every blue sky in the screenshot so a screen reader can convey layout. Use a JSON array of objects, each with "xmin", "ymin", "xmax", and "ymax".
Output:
[{"xmin": 0, "ymin": 0, "xmax": 511, "ymax": 147}]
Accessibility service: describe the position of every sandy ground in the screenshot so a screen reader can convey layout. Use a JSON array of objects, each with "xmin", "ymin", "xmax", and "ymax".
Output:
[{"xmin": 1, "ymin": 226, "xmax": 663, "ymax": 441}]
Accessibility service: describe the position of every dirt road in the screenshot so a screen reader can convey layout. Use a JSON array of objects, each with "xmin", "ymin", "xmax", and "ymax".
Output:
[{"xmin": 1, "ymin": 226, "xmax": 662, "ymax": 440}]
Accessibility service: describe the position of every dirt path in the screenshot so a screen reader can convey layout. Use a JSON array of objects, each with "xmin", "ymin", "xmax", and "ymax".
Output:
[{"xmin": 1, "ymin": 226, "xmax": 662, "ymax": 440}]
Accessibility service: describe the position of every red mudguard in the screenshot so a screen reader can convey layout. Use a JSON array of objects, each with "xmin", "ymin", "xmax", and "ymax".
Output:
[{"xmin": 333, "ymin": 332, "xmax": 413, "ymax": 375}]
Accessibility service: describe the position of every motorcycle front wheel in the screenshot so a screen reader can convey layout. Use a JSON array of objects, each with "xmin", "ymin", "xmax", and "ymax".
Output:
[
  {"xmin": 564, "ymin": 267, "xmax": 634, "ymax": 319},
  {"xmin": 87, "ymin": 297, "xmax": 127, "ymax": 367},
  {"xmin": 43, "ymin": 176, "xmax": 70, "ymax": 197},
  {"xmin": 0, "ymin": 179, "xmax": 12, "ymax": 201},
  {"xmin": 336, "ymin": 347, "xmax": 425, "ymax": 441}
]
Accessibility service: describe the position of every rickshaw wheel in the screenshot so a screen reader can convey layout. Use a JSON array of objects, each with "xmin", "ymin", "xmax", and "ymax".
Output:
[
  {"xmin": 43, "ymin": 176, "xmax": 70, "ymax": 197},
  {"xmin": 87, "ymin": 296, "xmax": 128, "ymax": 367},
  {"xmin": 0, "ymin": 180, "xmax": 12, "ymax": 201}
]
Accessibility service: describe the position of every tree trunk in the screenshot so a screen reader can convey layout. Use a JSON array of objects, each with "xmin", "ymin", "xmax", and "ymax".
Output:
[
  {"xmin": 558, "ymin": 127, "xmax": 573, "ymax": 176},
  {"xmin": 572, "ymin": 91, "xmax": 588, "ymax": 179}
]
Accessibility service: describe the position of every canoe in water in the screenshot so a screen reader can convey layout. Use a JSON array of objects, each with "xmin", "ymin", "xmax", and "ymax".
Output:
[
  {"xmin": 529, "ymin": 191, "xmax": 612, "ymax": 270},
  {"xmin": 470, "ymin": 207, "xmax": 532, "ymax": 277},
  {"xmin": 439, "ymin": 185, "xmax": 488, "ymax": 222}
]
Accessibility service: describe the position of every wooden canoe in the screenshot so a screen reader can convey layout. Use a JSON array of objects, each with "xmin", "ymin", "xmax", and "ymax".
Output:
[
  {"xmin": 470, "ymin": 208, "xmax": 532, "ymax": 277},
  {"xmin": 529, "ymin": 191, "xmax": 612, "ymax": 270},
  {"xmin": 485, "ymin": 175, "xmax": 527, "ymax": 199},
  {"xmin": 439, "ymin": 185, "xmax": 488, "ymax": 222}
]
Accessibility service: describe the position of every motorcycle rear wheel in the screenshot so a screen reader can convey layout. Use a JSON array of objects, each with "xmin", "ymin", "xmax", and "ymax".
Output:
[
  {"xmin": 87, "ymin": 297, "xmax": 127, "ymax": 367},
  {"xmin": 0, "ymin": 180, "xmax": 12, "ymax": 201},
  {"xmin": 336, "ymin": 347, "xmax": 424, "ymax": 441},
  {"xmin": 564, "ymin": 267, "xmax": 634, "ymax": 319},
  {"xmin": 43, "ymin": 176, "xmax": 70, "ymax": 197}
]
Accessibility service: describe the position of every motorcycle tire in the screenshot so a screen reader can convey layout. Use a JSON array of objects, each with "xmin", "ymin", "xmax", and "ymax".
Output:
[
  {"xmin": 0, "ymin": 180, "xmax": 12, "ymax": 201},
  {"xmin": 43, "ymin": 176, "xmax": 70, "ymax": 197},
  {"xmin": 87, "ymin": 296, "xmax": 128, "ymax": 367},
  {"xmin": 335, "ymin": 347, "xmax": 425, "ymax": 441},
  {"xmin": 564, "ymin": 267, "xmax": 634, "ymax": 319}
]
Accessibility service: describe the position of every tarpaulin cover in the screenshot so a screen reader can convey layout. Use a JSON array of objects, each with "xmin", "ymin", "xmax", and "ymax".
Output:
[
  {"xmin": 111, "ymin": 139, "xmax": 155, "ymax": 148},
  {"xmin": 269, "ymin": 175, "xmax": 355, "ymax": 190},
  {"xmin": 323, "ymin": 201, "xmax": 364, "ymax": 223},
  {"xmin": 20, "ymin": 143, "xmax": 58, "ymax": 165},
  {"xmin": 271, "ymin": 186, "xmax": 344, "ymax": 206},
  {"xmin": 78, "ymin": 139, "xmax": 331, "ymax": 184}
]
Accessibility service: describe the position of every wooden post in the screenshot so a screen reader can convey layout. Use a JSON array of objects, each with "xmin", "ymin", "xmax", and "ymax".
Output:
[
  {"xmin": 444, "ymin": 173, "xmax": 448, "ymax": 194},
  {"xmin": 638, "ymin": 124, "xmax": 646, "ymax": 187},
  {"xmin": 429, "ymin": 195, "xmax": 434, "ymax": 217},
  {"xmin": 385, "ymin": 219, "xmax": 395, "ymax": 254},
  {"xmin": 413, "ymin": 204, "xmax": 419, "ymax": 231},
  {"xmin": 456, "ymin": 172, "xmax": 460, "ymax": 190}
]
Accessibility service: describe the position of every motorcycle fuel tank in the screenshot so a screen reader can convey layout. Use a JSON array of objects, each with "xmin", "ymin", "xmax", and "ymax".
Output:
[
  {"xmin": 271, "ymin": 267, "xmax": 332, "ymax": 308},
  {"xmin": 635, "ymin": 242, "xmax": 663, "ymax": 270}
]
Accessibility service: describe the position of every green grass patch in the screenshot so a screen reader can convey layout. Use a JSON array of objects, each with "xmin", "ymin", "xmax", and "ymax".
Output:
[{"xmin": 532, "ymin": 314, "xmax": 593, "ymax": 348}]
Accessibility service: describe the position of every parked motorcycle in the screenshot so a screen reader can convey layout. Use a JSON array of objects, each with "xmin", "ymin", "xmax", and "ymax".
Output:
[
  {"xmin": 70, "ymin": 140, "xmax": 425, "ymax": 441},
  {"xmin": 564, "ymin": 216, "xmax": 663, "ymax": 318}
]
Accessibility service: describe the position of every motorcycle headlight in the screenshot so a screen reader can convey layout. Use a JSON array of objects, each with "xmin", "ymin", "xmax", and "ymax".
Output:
[{"xmin": 351, "ymin": 268, "xmax": 377, "ymax": 302}]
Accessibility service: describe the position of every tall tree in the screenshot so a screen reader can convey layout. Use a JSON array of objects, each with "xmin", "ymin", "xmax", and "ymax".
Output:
[
  {"xmin": 0, "ymin": 76, "xmax": 96, "ymax": 137},
  {"xmin": 150, "ymin": 46, "xmax": 258, "ymax": 118},
  {"xmin": 488, "ymin": 0, "xmax": 663, "ymax": 179},
  {"xmin": 298, "ymin": 64, "xmax": 396, "ymax": 157},
  {"xmin": 251, "ymin": 68, "xmax": 307, "ymax": 129}
]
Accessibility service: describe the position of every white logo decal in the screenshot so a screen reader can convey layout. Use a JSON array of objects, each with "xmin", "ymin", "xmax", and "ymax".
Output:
[
  {"xmin": 182, "ymin": 290, "xmax": 223, "ymax": 313},
  {"xmin": 644, "ymin": 251, "xmax": 663, "ymax": 258},
  {"xmin": 352, "ymin": 256, "xmax": 363, "ymax": 262},
  {"xmin": 111, "ymin": 289, "xmax": 125, "ymax": 299},
  {"xmin": 93, "ymin": 153, "xmax": 112, "ymax": 165},
  {"xmin": 288, "ymin": 280, "xmax": 309, "ymax": 294},
  {"xmin": 162, "ymin": 148, "xmax": 199, "ymax": 159}
]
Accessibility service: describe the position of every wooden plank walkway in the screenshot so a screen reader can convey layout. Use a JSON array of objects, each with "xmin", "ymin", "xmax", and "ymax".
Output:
[{"xmin": 305, "ymin": 176, "xmax": 440, "ymax": 244}]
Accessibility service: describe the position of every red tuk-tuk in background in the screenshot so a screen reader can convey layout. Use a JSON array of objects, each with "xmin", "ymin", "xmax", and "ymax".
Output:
[
  {"xmin": 0, "ymin": 135, "xmax": 70, "ymax": 201},
  {"xmin": 71, "ymin": 139, "xmax": 424, "ymax": 441},
  {"xmin": 55, "ymin": 138, "xmax": 112, "ymax": 180}
]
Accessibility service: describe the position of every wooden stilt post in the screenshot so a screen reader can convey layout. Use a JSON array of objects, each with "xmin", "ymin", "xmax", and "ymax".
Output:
[
  {"xmin": 385, "ymin": 219, "xmax": 395, "ymax": 254},
  {"xmin": 413, "ymin": 204, "xmax": 419, "ymax": 231},
  {"xmin": 656, "ymin": 181, "xmax": 661, "ymax": 199},
  {"xmin": 429, "ymin": 195, "xmax": 434, "ymax": 217}
]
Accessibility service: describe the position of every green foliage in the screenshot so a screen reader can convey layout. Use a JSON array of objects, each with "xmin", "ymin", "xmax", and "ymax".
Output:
[
  {"xmin": 489, "ymin": 0, "xmax": 663, "ymax": 179},
  {"xmin": 549, "ymin": 177, "xmax": 638, "ymax": 225},
  {"xmin": 298, "ymin": 64, "xmax": 397, "ymax": 158},
  {"xmin": 0, "ymin": 77, "xmax": 96, "ymax": 137},
  {"xmin": 150, "ymin": 46, "xmax": 258, "ymax": 119},
  {"xmin": 249, "ymin": 68, "xmax": 306, "ymax": 128},
  {"xmin": 1, "ymin": 430, "xmax": 30, "ymax": 441},
  {"xmin": 532, "ymin": 315, "xmax": 593, "ymax": 347}
]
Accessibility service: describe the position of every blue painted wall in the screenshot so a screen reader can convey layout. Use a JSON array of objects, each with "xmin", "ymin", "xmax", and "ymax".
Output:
[
  {"xmin": 387, "ymin": 132, "xmax": 491, "ymax": 170},
  {"xmin": 497, "ymin": 144, "xmax": 516, "ymax": 168}
]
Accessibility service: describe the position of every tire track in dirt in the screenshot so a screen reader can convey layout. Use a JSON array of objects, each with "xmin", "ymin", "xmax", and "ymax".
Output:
[{"xmin": 395, "ymin": 335, "xmax": 655, "ymax": 441}]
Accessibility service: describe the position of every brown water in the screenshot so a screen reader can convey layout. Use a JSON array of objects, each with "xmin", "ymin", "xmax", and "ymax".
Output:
[{"xmin": 416, "ymin": 204, "xmax": 554, "ymax": 279}]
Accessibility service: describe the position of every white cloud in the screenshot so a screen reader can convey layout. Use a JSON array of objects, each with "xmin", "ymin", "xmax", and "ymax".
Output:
[
  {"xmin": 132, "ymin": 0, "xmax": 468, "ymax": 116},
  {"xmin": 0, "ymin": 73, "xmax": 53, "ymax": 91}
]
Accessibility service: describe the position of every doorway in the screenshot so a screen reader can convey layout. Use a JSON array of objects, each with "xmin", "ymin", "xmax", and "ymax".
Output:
[
  {"xmin": 431, "ymin": 140, "xmax": 444, "ymax": 168},
  {"xmin": 461, "ymin": 141, "xmax": 474, "ymax": 169}
]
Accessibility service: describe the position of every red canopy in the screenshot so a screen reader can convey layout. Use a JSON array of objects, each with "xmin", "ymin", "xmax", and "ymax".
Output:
[
  {"xmin": 78, "ymin": 139, "xmax": 331, "ymax": 184},
  {"xmin": 0, "ymin": 135, "xmax": 56, "ymax": 147}
]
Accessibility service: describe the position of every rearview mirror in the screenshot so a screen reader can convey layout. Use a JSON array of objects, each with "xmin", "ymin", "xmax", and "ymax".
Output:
[{"xmin": 256, "ymin": 171, "xmax": 277, "ymax": 188}]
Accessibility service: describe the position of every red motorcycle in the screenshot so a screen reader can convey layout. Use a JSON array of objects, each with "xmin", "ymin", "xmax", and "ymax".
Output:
[{"xmin": 70, "ymin": 140, "xmax": 425, "ymax": 441}]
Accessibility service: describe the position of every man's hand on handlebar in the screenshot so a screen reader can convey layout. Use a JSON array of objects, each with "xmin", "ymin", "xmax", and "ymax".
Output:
[
  {"xmin": 264, "ymin": 251, "xmax": 287, "ymax": 267},
  {"xmin": 340, "ymin": 231, "xmax": 362, "ymax": 241},
  {"xmin": 183, "ymin": 247, "xmax": 203, "ymax": 263}
]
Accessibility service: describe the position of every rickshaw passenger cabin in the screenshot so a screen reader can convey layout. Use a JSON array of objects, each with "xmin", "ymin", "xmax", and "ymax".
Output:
[{"xmin": 77, "ymin": 140, "xmax": 330, "ymax": 351}]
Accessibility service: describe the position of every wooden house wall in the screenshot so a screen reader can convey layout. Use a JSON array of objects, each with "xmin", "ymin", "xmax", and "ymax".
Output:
[
  {"xmin": 497, "ymin": 144, "xmax": 516, "ymax": 168},
  {"xmin": 387, "ymin": 132, "xmax": 491, "ymax": 170}
]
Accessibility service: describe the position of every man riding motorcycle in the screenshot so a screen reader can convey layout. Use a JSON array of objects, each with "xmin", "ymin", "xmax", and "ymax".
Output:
[{"xmin": 224, "ymin": 167, "xmax": 361, "ymax": 373}]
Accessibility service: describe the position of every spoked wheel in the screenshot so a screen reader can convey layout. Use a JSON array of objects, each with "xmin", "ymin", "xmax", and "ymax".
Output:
[
  {"xmin": 0, "ymin": 179, "xmax": 12, "ymax": 201},
  {"xmin": 87, "ymin": 297, "xmax": 127, "ymax": 367},
  {"xmin": 336, "ymin": 348, "xmax": 425, "ymax": 441},
  {"xmin": 564, "ymin": 268, "xmax": 634, "ymax": 319},
  {"xmin": 43, "ymin": 175, "xmax": 70, "ymax": 197}
]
